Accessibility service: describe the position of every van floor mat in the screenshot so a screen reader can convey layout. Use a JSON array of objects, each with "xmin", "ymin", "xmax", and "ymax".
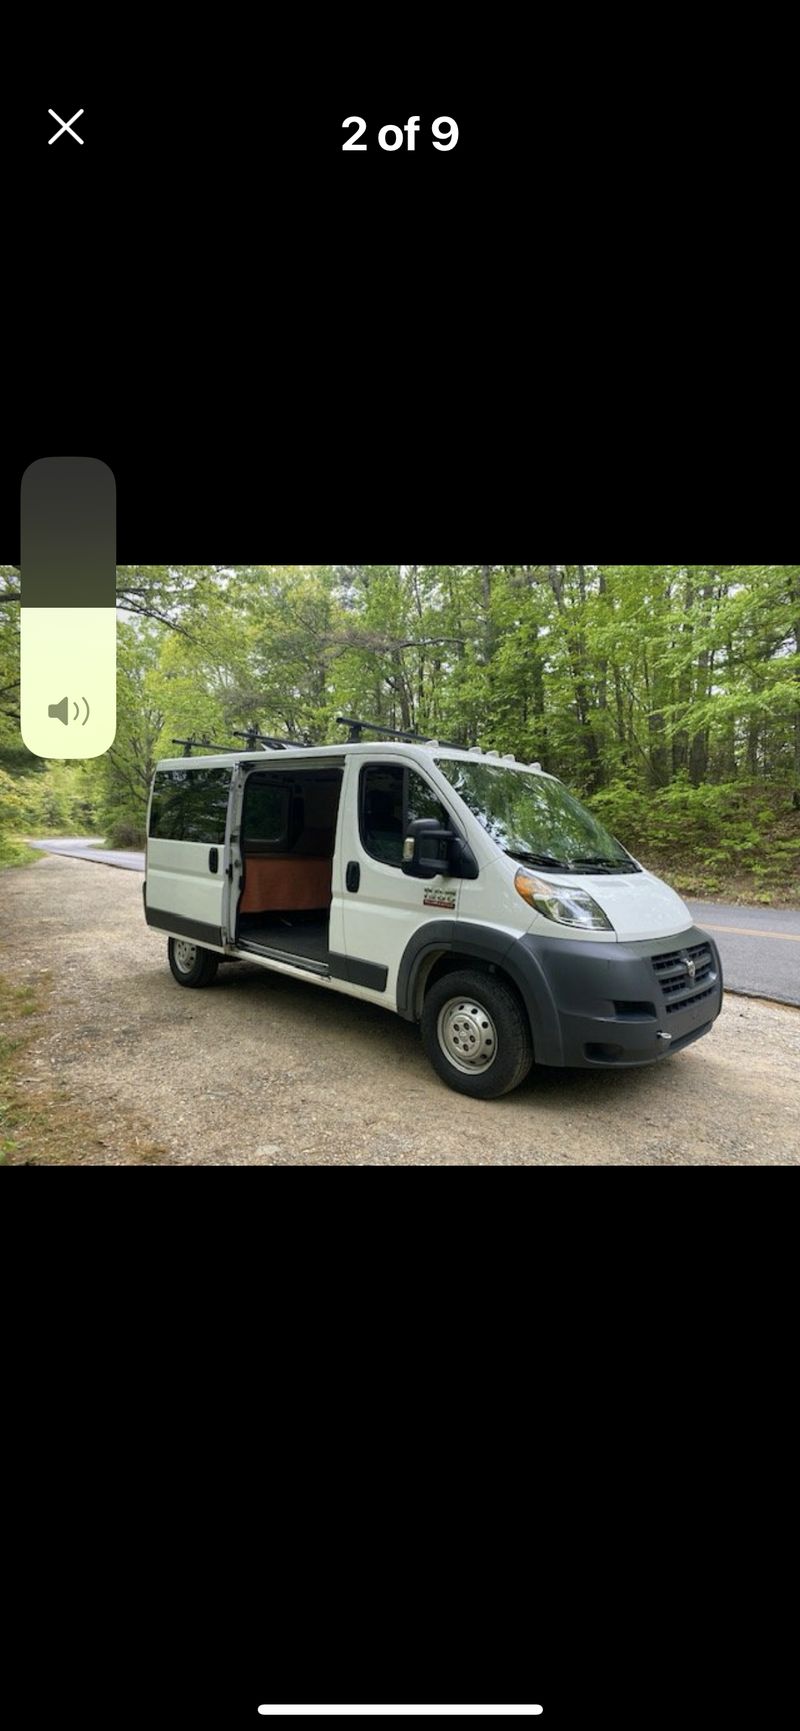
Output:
[{"xmin": 236, "ymin": 915, "xmax": 330, "ymax": 965}]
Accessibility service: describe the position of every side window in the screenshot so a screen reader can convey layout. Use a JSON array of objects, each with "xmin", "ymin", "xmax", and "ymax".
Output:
[
  {"xmin": 361, "ymin": 766, "xmax": 405, "ymax": 864},
  {"xmin": 149, "ymin": 769, "xmax": 231, "ymax": 843},
  {"xmin": 360, "ymin": 766, "xmax": 451, "ymax": 867},
  {"xmin": 406, "ymin": 769, "xmax": 450, "ymax": 830}
]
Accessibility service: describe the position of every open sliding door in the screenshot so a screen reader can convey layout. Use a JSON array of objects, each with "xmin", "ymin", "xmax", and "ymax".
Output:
[{"xmin": 145, "ymin": 765, "xmax": 234, "ymax": 950}]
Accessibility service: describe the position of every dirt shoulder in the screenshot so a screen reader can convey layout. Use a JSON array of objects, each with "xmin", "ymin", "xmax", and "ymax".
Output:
[{"xmin": 2, "ymin": 853, "xmax": 799, "ymax": 1165}]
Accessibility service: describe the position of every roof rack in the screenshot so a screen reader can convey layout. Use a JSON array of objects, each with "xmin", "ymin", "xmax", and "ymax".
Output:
[
  {"xmin": 171, "ymin": 736, "xmax": 238, "ymax": 756},
  {"xmin": 336, "ymin": 714, "xmax": 467, "ymax": 750},
  {"xmin": 231, "ymin": 728, "xmax": 310, "ymax": 752},
  {"xmin": 170, "ymin": 726, "xmax": 314, "ymax": 757}
]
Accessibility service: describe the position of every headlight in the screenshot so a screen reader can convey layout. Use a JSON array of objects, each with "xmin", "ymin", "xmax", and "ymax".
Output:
[{"xmin": 514, "ymin": 868, "xmax": 613, "ymax": 931}]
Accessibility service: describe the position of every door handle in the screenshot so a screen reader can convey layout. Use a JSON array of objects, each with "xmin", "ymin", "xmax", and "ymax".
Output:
[
  {"xmin": 346, "ymin": 860, "xmax": 360, "ymax": 892},
  {"xmin": 209, "ymin": 847, "xmax": 219, "ymax": 873}
]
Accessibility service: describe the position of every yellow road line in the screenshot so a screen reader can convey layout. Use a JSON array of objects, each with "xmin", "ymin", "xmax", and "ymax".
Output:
[{"xmin": 702, "ymin": 922, "xmax": 800, "ymax": 943}]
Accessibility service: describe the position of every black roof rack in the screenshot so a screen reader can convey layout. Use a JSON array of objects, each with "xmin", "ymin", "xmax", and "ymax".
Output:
[
  {"xmin": 231, "ymin": 729, "xmax": 310, "ymax": 751},
  {"xmin": 173, "ymin": 720, "xmax": 470, "ymax": 757},
  {"xmin": 171, "ymin": 736, "xmax": 238, "ymax": 756},
  {"xmin": 336, "ymin": 714, "xmax": 467, "ymax": 749},
  {"xmin": 170, "ymin": 727, "xmax": 314, "ymax": 757}
]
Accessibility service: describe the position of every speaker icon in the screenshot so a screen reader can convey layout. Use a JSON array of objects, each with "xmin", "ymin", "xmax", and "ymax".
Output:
[{"xmin": 48, "ymin": 695, "xmax": 90, "ymax": 726}]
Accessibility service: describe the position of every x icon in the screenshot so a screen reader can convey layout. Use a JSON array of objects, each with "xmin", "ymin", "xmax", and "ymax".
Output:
[{"xmin": 48, "ymin": 108, "xmax": 84, "ymax": 145}]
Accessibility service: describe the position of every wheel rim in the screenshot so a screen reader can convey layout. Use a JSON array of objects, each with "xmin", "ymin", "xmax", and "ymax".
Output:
[
  {"xmin": 173, "ymin": 940, "xmax": 197, "ymax": 974},
  {"xmin": 437, "ymin": 995, "xmax": 498, "ymax": 1074}
]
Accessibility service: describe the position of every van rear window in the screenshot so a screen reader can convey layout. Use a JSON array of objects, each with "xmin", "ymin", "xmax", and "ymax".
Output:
[{"xmin": 149, "ymin": 769, "xmax": 232, "ymax": 843}]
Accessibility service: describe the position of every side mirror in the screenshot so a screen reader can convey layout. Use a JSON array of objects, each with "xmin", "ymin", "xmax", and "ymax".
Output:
[
  {"xmin": 400, "ymin": 818, "xmax": 479, "ymax": 881},
  {"xmin": 401, "ymin": 817, "xmax": 455, "ymax": 879}
]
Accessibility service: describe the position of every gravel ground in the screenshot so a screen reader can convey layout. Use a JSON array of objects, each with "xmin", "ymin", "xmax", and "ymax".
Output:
[{"xmin": 3, "ymin": 854, "xmax": 800, "ymax": 1165}]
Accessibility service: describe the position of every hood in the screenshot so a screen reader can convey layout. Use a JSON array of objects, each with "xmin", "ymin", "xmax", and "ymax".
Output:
[{"xmin": 553, "ymin": 867, "xmax": 693, "ymax": 942}]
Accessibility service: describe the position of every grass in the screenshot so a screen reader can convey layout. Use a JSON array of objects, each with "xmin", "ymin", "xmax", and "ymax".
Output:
[
  {"xmin": 638, "ymin": 854, "xmax": 800, "ymax": 909},
  {"xmin": 591, "ymin": 780, "xmax": 800, "ymax": 909},
  {"xmin": 0, "ymin": 969, "xmax": 170, "ymax": 1166},
  {"xmin": 0, "ymin": 835, "xmax": 42, "ymax": 870},
  {"xmin": 0, "ymin": 832, "xmax": 108, "ymax": 871}
]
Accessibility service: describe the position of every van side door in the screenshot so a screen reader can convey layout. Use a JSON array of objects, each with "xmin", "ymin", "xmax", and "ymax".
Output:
[{"xmin": 145, "ymin": 765, "xmax": 233, "ymax": 950}]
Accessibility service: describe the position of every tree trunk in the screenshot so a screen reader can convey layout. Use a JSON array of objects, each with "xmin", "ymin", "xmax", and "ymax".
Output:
[
  {"xmin": 596, "ymin": 570, "xmax": 609, "ymax": 725},
  {"xmin": 722, "ymin": 636, "xmax": 737, "ymax": 777},
  {"xmin": 546, "ymin": 564, "xmax": 603, "ymax": 790},
  {"xmin": 613, "ymin": 665, "xmax": 628, "ymax": 763},
  {"xmin": 672, "ymin": 570, "xmax": 694, "ymax": 776},
  {"xmin": 480, "ymin": 565, "xmax": 496, "ymax": 663},
  {"xmin": 689, "ymin": 580, "xmax": 714, "ymax": 785},
  {"xmin": 643, "ymin": 647, "xmax": 668, "ymax": 788},
  {"xmin": 786, "ymin": 568, "xmax": 800, "ymax": 803}
]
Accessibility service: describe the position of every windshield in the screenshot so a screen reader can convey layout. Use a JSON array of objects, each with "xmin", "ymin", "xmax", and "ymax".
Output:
[{"xmin": 436, "ymin": 759, "xmax": 639, "ymax": 872}]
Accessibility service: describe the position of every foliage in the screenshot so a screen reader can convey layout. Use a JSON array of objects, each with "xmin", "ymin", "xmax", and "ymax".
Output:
[
  {"xmin": 0, "ymin": 761, "xmax": 99, "ymax": 840},
  {"xmin": 590, "ymin": 778, "xmax": 800, "ymax": 900},
  {"xmin": 0, "ymin": 835, "xmax": 40, "ymax": 870},
  {"xmin": 1, "ymin": 565, "xmax": 799, "ymax": 901},
  {"xmin": 85, "ymin": 621, "xmax": 164, "ymax": 844}
]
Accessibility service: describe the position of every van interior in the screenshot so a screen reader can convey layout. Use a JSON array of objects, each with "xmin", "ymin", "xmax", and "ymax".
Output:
[{"xmin": 236, "ymin": 767, "xmax": 343, "ymax": 967}]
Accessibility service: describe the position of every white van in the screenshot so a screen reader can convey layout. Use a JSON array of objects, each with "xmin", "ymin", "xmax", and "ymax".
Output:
[{"xmin": 143, "ymin": 732, "xmax": 723, "ymax": 1098}]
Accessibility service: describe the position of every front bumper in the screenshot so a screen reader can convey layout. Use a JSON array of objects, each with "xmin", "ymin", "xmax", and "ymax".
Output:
[{"xmin": 512, "ymin": 925, "xmax": 723, "ymax": 1069}]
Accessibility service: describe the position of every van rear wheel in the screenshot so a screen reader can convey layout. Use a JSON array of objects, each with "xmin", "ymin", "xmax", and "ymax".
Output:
[
  {"xmin": 421, "ymin": 969, "xmax": 533, "ymax": 1099},
  {"xmin": 167, "ymin": 937, "xmax": 220, "ymax": 988}
]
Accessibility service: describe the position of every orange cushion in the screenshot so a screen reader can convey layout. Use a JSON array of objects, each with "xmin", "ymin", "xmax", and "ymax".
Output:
[{"xmin": 240, "ymin": 855, "xmax": 332, "ymax": 913}]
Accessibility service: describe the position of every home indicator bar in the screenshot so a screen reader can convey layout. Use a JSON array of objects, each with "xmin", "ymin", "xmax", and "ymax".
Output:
[{"xmin": 257, "ymin": 1711, "xmax": 543, "ymax": 1718}]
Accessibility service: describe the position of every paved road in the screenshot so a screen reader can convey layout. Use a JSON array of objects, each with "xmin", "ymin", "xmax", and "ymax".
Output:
[
  {"xmin": 25, "ymin": 840, "xmax": 800, "ymax": 1007},
  {"xmin": 687, "ymin": 900, "xmax": 800, "ymax": 1007},
  {"xmin": 29, "ymin": 837, "xmax": 146, "ymax": 872}
]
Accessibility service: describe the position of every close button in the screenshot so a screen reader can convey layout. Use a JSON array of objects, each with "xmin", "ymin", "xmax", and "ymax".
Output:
[{"xmin": 48, "ymin": 109, "xmax": 84, "ymax": 145}]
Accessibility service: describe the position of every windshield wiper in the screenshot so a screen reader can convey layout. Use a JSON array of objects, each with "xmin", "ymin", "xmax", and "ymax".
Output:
[
  {"xmin": 507, "ymin": 850, "xmax": 571, "ymax": 871},
  {"xmin": 571, "ymin": 854, "xmax": 637, "ymax": 873}
]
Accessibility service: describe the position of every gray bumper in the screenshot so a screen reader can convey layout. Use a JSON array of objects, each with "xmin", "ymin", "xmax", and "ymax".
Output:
[{"xmin": 511, "ymin": 925, "xmax": 723, "ymax": 1069}]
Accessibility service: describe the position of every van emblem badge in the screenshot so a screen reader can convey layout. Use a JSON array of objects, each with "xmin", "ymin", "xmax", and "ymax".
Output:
[{"xmin": 684, "ymin": 956, "xmax": 696, "ymax": 980}]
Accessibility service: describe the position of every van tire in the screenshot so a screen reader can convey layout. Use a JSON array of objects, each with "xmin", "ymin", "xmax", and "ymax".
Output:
[
  {"xmin": 421, "ymin": 969, "xmax": 533, "ymax": 1098},
  {"xmin": 167, "ymin": 937, "xmax": 220, "ymax": 988}
]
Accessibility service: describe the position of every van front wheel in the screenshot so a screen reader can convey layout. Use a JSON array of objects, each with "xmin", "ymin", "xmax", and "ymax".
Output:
[
  {"xmin": 421, "ymin": 969, "xmax": 533, "ymax": 1099},
  {"xmin": 167, "ymin": 937, "xmax": 220, "ymax": 988}
]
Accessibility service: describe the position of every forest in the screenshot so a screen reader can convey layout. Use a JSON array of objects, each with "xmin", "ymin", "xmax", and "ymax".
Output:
[{"xmin": 2, "ymin": 564, "xmax": 799, "ymax": 902}]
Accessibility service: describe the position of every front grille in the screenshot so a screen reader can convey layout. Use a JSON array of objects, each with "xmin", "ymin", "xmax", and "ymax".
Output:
[
  {"xmin": 652, "ymin": 941, "xmax": 716, "ymax": 1012},
  {"xmin": 665, "ymin": 985, "xmax": 715, "ymax": 1015}
]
